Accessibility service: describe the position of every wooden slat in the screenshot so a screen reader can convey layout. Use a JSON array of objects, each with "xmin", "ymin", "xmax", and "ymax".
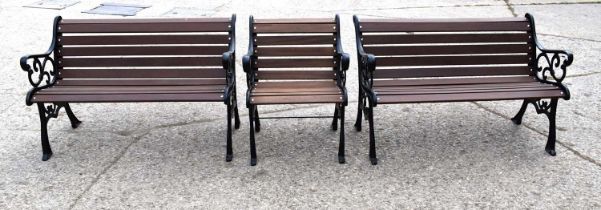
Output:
[
  {"xmin": 254, "ymin": 23, "xmax": 336, "ymax": 33},
  {"xmin": 364, "ymin": 44, "xmax": 529, "ymax": 56},
  {"xmin": 374, "ymin": 66, "xmax": 530, "ymax": 78},
  {"xmin": 58, "ymin": 78, "xmax": 226, "ymax": 86},
  {"xmin": 59, "ymin": 46, "xmax": 228, "ymax": 56},
  {"xmin": 61, "ymin": 18, "xmax": 230, "ymax": 24},
  {"xmin": 253, "ymin": 87, "xmax": 340, "ymax": 93},
  {"xmin": 257, "ymin": 58, "xmax": 334, "ymax": 68},
  {"xmin": 254, "ymin": 18, "xmax": 334, "ymax": 24},
  {"xmin": 59, "ymin": 21, "xmax": 230, "ymax": 33},
  {"xmin": 361, "ymin": 17, "xmax": 527, "ymax": 23},
  {"xmin": 41, "ymin": 85, "xmax": 224, "ymax": 92},
  {"xmin": 256, "ymin": 46, "xmax": 334, "ymax": 56},
  {"xmin": 373, "ymin": 76, "xmax": 537, "ymax": 87},
  {"xmin": 253, "ymin": 81, "xmax": 337, "ymax": 89},
  {"xmin": 374, "ymin": 82, "xmax": 548, "ymax": 91},
  {"xmin": 250, "ymin": 95, "xmax": 342, "ymax": 104},
  {"xmin": 361, "ymin": 33, "xmax": 530, "ymax": 45},
  {"xmin": 256, "ymin": 70, "xmax": 335, "ymax": 80},
  {"xmin": 61, "ymin": 57, "xmax": 222, "ymax": 67},
  {"xmin": 377, "ymin": 90, "xmax": 563, "ymax": 104},
  {"xmin": 360, "ymin": 19, "xmax": 530, "ymax": 32},
  {"xmin": 375, "ymin": 55, "xmax": 528, "ymax": 66},
  {"xmin": 252, "ymin": 91, "xmax": 341, "ymax": 96},
  {"xmin": 59, "ymin": 35, "xmax": 230, "ymax": 45},
  {"xmin": 32, "ymin": 93, "xmax": 223, "ymax": 103},
  {"xmin": 376, "ymin": 86, "xmax": 559, "ymax": 95},
  {"xmin": 60, "ymin": 68, "xmax": 225, "ymax": 78},
  {"xmin": 256, "ymin": 35, "xmax": 334, "ymax": 45}
]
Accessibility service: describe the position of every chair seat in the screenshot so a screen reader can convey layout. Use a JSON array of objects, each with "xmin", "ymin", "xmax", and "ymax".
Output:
[
  {"xmin": 32, "ymin": 81, "xmax": 226, "ymax": 103},
  {"xmin": 373, "ymin": 76, "xmax": 565, "ymax": 104},
  {"xmin": 250, "ymin": 81, "xmax": 343, "ymax": 105}
]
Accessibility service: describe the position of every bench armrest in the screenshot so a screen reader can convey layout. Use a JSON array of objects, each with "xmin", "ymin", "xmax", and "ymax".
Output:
[
  {"xmin": 222, "ymin": 50, "xmax": 236, "ymax": 104},
  {"xmin": 20, "ymin": 52, "xmax": 59, "ymax": 105}
]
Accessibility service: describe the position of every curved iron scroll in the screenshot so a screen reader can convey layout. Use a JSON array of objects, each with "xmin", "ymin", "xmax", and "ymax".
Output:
[
  {"xmin": 530, "ymin": 99, "xmax": 554, "ymax": 117},
  {"xmin": 535, "ymin": 51, "xmax": 573, "ymax": 84},
  {"xmin": 41, "ymin": 103, "xmax": 64, "ymax": 120},
  {"xmin": 20, "ymin": 54, "xmax": 58, "ymax": 88}
]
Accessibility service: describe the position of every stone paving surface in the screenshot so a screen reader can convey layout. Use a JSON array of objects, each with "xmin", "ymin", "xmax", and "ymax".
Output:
[{"xmin": 1, "ymin": 0, "xmax": 600, "ymax": 209}]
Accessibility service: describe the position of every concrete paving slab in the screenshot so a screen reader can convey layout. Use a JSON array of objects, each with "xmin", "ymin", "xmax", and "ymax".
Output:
[
  {"xmin": 509, "ymin": 0, "xmax": 601, "ymax": 5},
  {"xmin": 69, "ymin": 103, "xmax": 601, "ymax": 209},
  {"xmin": 534, "ymin": 35, "xmax": 601, "ymax": 77},
  {"xmin": 512, "ymin": 3, "xmax": 601, "ymax": 41}
]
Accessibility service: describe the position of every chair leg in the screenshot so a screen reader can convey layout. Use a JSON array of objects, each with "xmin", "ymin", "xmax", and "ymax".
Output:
[
  {"xmin": 331, "ymin": 106, "xmax": 339, "ymax": 131},
  {"xmin": 37, "ymin": 103, "xmax": 53, "ymax": 161},
  {"xmin": 354, "ymin": 91, "xmax": 364, "ymax": 131},
  {"xmin": 63, "ymin": 103, "xmax": 82, "ymax": 129},
  {"xmin": 367, "ymin": 106, "xmax": 377, "ymax": 165},
  {"xmin": 226, "ymin": 104, "xmax": 233, "ymax": 162},
  {"xmin": 545, "ymin": 99, "xmax": 558, "ymax": 156},
  {"xmin": 249, "ymin": 105, "xmax": 257, "ymax": 166},
  {"xmin": 338, "ymin": 104, "xmax": 345, "ymax": 164},
  {"xmin": 254, "ymin": 107, "xmax": 261, "ymax": 132},
  {"xmin": 511, "ymin": 100, "xmax": 529, "ymax": 125}
]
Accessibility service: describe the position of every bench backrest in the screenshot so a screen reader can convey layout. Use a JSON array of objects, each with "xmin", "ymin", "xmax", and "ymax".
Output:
[
  {"xmin": 249, "ymin": 17, "xmax": 340, "ymax": 81},
  {"xmin": 355, "ymin": 17, "xmax": 535, "ymax": 79},
  {"xmin": 55, "ymin": 16, "xmax": 234, "ymax": 86}
]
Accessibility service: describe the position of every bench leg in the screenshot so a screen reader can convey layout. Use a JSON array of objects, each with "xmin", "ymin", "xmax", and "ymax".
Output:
[
  {"xmin": 354, "ymin": 91, "xmax": 364, "ymax": 132},
  {"xmin": 254, "ymin": 107, "xmax": 261, "ymax": 133},
  {"xmin": 367, "ymin": 106, "xmax": 377, "ymax": 165},
  {"xmin": 234, "ymin": 104, "xmax": 241, "ymax": 129},
  {"xmin": 331, "ymin": 106, "xmax": 339, "ymax": 131},
  {"xmin": 545, "ymin": 99, "xmax": 558, "ymax": 156},
  {"xmin": 511, "ymin": 100, "xmax": 529, "ymax": 125},
  {"xmin": 226, "ymin": 104, "xmax": 233, "ymax": 162},
  {"xmin": 63, "ymin": 103, "xmax": 82, "ymax": 129},
  {"xmin": 36, "ymin": 103, "xmax": 53, "ymax": 161},
  {"xmin": 249, "ymin": 105, "xmax": 257, "ymax": 166},
  {"xmin": 338, "ymin": 103, "xmax": 346, "ymax": 164}
]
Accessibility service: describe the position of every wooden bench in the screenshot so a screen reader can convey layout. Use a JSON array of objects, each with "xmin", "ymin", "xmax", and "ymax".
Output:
[
  {"xmin": 20, "ymin": 15, "xmax": 240, "ymax": 161},
  {"xmin": 353, "ymin": 14, "xmax": 573, "ymax": 165},
  {"xmin": 243, "ymin": 15, "xmax": 350, "ymax": 165}
]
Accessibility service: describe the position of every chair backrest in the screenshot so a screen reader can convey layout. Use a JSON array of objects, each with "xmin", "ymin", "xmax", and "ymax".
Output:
[
  {"xmin": 355, "ymin": 17, "xmax": 535, "ymax": 79},
  {"xmin": 55, "ymin": 16, "xmax": 235, "ymax": 86},
  {"xmin": 249, "ymin": 17, "xmax": 340, "ymax": 81}
]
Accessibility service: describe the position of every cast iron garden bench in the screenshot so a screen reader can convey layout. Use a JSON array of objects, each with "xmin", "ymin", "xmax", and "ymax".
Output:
[
  {"xmin": 243, "ymin": 15, "xmax": 350, "ymax": 166},
  {"xmin": 20, "ymin": 15, "xmax": 240, "ymax": 161},
  {"xmin": 353, "ymin": 14, "xmax": 573, "ymax": 165}
]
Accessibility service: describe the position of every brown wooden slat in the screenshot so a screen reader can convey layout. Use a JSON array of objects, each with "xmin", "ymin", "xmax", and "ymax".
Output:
[
  {"xmin": 254, "ymin": 81, "xmax": 337, "ymax": 89},
  {"xmin": 376, "ymin": 55, "xmax": 528, "ymax": 66},
  {"xmin": 252, "ymin": 91, "xmax": 341, "ymax": 96},
  {"xmin": 254, "ymin": 18, "xmax": 334, "ymax": 24},
  {"xmin": 59, "ymin": 35, "xmax": 230, "ymax": 45},
  {"xmin": 364, "ymin": 44, "xmax": 530, "ymax": 56},
  {"xmin": 361, "ymin": 33, "xmax": 530, "ymax": 45},
  {"xmin": 376, "ymin": 86, "xmax": 559, "ymax": 95},
  {"xmin": 58, "ymin": 78, "xmax": 226, "ymax": 86},
  {"xmin": 257, "ymin": 58, "xmax": 334, "ymax": 68},
  {"xmin": 256, "ymin": 70, "xmax": 335, "ymax": 80},
  {"xmin": 256, "ymin": 46, "xmax": 334, "ymax": 56},
  {"xmin": 60, "ymin": 68, "xmax": 225, "ymax": 78},
  {"xmin": 32, "ymin": 93, "xmax": 223, "ymax": 103},
  {"xmin": 41, "ymin": 85, "xmax": 224, "ymax": 92},
  {"xmin": 256, "ymin": 35, "xmax": 334, "ymax": 45},
  {"xmin": 376, "ymin": 90, "xmax": 563, "ymax": 104},
  {"xmin": 59, "ymin": 21, "xmax": 230, "ymax": 33},
  {"xmin": 360, "ymin": 20, "xmax": 530, "ymax": 32},
  {"xmin": 254, "ymin": 23, "xmax": 336, "ymax": 33},
  {"xmin": 250, "ymin": 95, "xmax": 342, "ymax": 104},
  {"xmin": 374, "ymin": 66, "xmax": 530, "ymax": 78},
  {"xmin": 61, "ymin": 57, "xmax": 222, "ymax": 67},
  {"xmin": 253, "ymin": 87, "xmax": 340, "ymax": 93},
  {"xmin": 374, "ymin": 82, "xmax": 548, "ymax": 91},
  {"xmin": 39, "ymin": 89, "xmax": 223, "ymax": 95},
  {"xmin": 373, "ymin": 76, "xmax": 537, "ymax": 87},
  {"xmin": 361, "ymin": 17, "xmax": 527, "ymax": 23},
  {"xmin": 59, "ymin": 46, "xmax": 228, "ymax": 56},
  {"xmin": 61, "ymin": 18, "xmax": 230, "ymax": 24}
]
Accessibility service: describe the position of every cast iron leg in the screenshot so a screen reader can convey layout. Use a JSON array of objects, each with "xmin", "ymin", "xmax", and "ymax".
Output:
[
  {"xmin": 331, "ymin": 106, "xmax": 339, "ymax": 131},
  {"xmin": 367, "ymin": 106, "xmax": 377, "ymax": 165},
  {"xmin": 234, "ymin": 105, "xmax": 240, "ymax": 129},
  {"xmin": 511, "ymin": 100, "xmax": 529, "ymax": 125},
  {"xmin": 354, "ymin": 91, "xmax": 364, "ymax": 131},
  {"xmin": 545, "ymin": 99, "xmax": 558, "ymax": 156},
  {"xmin": 249, "ymin": 105, "xmax": 257, "ymax": 166},
  {"xmin": 37, "ymin": 103, "xmax": 53, "ymax": 161},
  {"xmin": 226, "ymin": 104, "xmax": 233, "ymax": 162},
  {"xmin": 254, "ymin": 107, "xmax": 261, "ymax": 132},
  {"xmin": 63, "ymin": 103, "xmax": 81, "ymax": 129},
  {"xmin": 338, "ymin": 104, "xmax": 345, "ymax": 164}
]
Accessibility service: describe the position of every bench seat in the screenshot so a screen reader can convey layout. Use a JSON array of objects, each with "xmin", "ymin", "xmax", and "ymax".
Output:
[{"xmin": 250, "ymin": 81, "xmax": 343, "ymax": 105}]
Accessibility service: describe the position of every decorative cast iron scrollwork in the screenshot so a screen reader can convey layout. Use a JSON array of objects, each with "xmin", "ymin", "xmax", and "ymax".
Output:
[
  {"xmin": 41, "ymin": 103, "xmax": 64, "ymax": 120},
  {"xmin": 530, "ymin": 99, "xmax": 554, "ymax": 117},
  {"xmin": 535, "ymin": 50, "xmax": 573, "ymax": 84},
  {"xmin": 20, "ymin": 54, "xmax": 58, "ymax": 88}
]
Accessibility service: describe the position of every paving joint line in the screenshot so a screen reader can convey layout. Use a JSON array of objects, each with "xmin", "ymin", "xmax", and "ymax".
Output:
[
  {"xmin": 471, "ymin": 102, "xmax": 601, "ymax": 168},
  {"xmin": 539, "ymin": 33, "xmax": 601, "ymax": 43},
  {"xmin": 503, "ymin": 0, "xmax": 518, "ymax": 17}
]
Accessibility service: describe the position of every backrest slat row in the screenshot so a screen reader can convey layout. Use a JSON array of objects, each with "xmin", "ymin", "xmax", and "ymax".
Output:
[
  {"xmin": 57, "ymin": 17, "xmax": 234, "ymax": 81},
  {"xmin": 356, "ymin": 16, "xmax": 534, "ymax": 79}
]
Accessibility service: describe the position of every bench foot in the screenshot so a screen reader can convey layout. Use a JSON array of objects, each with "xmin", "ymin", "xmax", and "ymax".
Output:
[
  {"xmin": 64, "ymin": 103, "xmax": 82, "ymax": 129},
  {"xmin": 544, "ymin": 99, "xmax": 558, "ymax": 156},
  {"xmin": 370, "ymin": 157, "xmax": 378, "ymax": 165},
  {"xmin": 338, "ymin": 155, "xmax": 346, "ymax": 164},
  {"xmin": 511, "ymin": 100, "xmax": 529, "ymax": 125},
  {"xmin": 338, "ymin": 104, "xmax": 345, "ymax": 164},
  {"xmin": 42, "ymin": 152, "xmax": 53, "ymax": 161},
  {"xmin": 37, "ymin": 103, "xmax": 56, "ymax": 161},
  {"xmin": 367, "ymin": 106, "xmax": 377, "ymax": 165},
  {"xmin": 250, "ymin": 158, "xmax": 257, "ymax": 166},
  {"xmin": 249, "ymin": 105, "xmax": 258, "ymax": 166},
  {"xmin": 545, "ymin": 148, "xmax": 556, "ymax": 156},
  {"xmin": 225, "ymin": 154, "xmax": 233, "ymax": 162}
]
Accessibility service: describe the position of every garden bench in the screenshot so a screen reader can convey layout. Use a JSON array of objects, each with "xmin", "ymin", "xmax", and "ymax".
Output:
[
  {"xmin": 20, "ymin": 15, "xmax": 240, "ymax": 161},
  {"xmin": 243, "ymin": 15, "xmax": 350, "ymax": 166},
  {"xmin": 353, "ymin": 14, "xmax": 573, "ymax": 165}
]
